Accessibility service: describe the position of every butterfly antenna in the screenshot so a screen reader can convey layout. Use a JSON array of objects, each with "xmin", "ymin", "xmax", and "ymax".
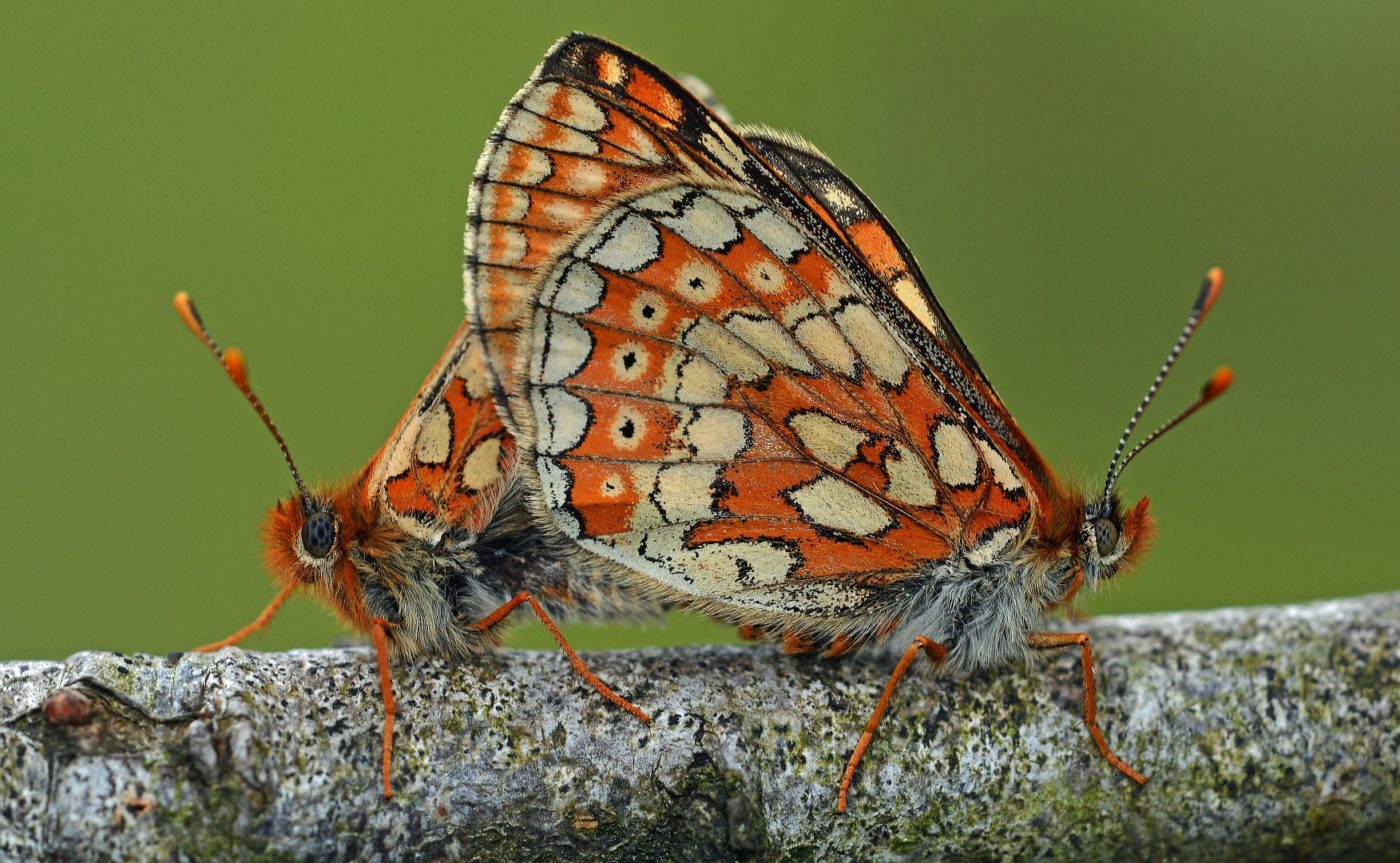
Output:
[
  {"xmin": 173, "ymin": 292, "xmax": 311, "ymax": 500},
  {"xmin": 1102, "ymin": 268, "xmax": 1231, "ymax": 498}
]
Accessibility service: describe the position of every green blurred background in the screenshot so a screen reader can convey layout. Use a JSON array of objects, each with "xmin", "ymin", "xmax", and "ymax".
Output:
[{"xmin": 2, "ymin": 2, "xmax": 1396, "ymax": 660}]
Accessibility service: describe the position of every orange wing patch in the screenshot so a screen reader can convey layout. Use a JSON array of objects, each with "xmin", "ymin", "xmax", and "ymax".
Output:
[
  {"xmin": 372, "ymin": 321, "xmax": 513, "ymax": 539},
  {"xmin": 520, "ymin": 181, "xmax": 1032, "ymax": 619}
]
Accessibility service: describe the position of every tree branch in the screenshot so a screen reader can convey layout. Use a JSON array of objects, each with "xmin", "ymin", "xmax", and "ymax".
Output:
[{"xmin": 3, "ymin": 593, "xmax": 1397, "ymax": 861}]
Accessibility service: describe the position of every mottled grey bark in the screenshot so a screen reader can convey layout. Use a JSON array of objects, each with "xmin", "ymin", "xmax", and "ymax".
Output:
[{"xmin": 2, "ymin": 593, "xmax": 1397, "ymax": 862}]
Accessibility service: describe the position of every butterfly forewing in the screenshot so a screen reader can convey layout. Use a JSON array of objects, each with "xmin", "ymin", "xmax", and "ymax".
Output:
[
  {"xmin": 369, "ymin": 321, "xmax": 513, "ymax": 539},
  {"xmin": 735, "ymin": 128, "xmax": 1067, "ymax": 499},
  {"xmin": 521, "ymin": 180, "xmax": 1033, "ymax": 621}
]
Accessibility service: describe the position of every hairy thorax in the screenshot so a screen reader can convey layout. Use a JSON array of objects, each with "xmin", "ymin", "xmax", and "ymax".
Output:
[{"xmin": 890, "ymin": 543, "xmax": 1078, "ymax": 674}]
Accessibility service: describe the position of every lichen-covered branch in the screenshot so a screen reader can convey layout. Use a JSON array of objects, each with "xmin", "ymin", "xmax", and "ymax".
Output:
[{"xmin": 2, "ymin": 594, "xmax": 1397, "ymax": 862}]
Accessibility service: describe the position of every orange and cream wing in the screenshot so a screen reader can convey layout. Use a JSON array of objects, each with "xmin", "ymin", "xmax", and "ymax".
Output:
[
  {"xmin": 518, "ymin": 180, "xmax": 1034, "ymax": 620},
  {"xmin": 465, "ymin": 37, "xmax": 717, "ymax": 413},
  {"xmin": 368, "ymin": 321, "xmax": 513, "ymax": 539}
]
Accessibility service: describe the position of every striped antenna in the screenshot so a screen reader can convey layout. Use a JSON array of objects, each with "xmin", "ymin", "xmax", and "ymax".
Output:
[
  {"xmin": 1102, "ymin": 268, "xmax": 1230, "ymax": 498},
  {"xmin": 173, "ymin": 292, "xmax": 310, "ymax": 501}
]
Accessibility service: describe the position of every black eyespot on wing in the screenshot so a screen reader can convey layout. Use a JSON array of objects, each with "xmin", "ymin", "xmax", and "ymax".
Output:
[
  {"xmin": 302, "ymin": 512, "xmax": 336, "ymax": 558},
  {"xmin": 1094, "ymin": 518, "xmax": 1120, "ymax": 558}
]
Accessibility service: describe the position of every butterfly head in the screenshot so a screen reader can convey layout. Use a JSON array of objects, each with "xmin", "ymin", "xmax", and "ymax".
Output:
[
  {"xmin": 263, "ymin": 494, "xmax": 344, "ymax": 583},
  {"xmin": 1077, "ymin": 494, "xmax": 1155, "ymax": 585},
  {"xmin": 1078, "ymin": 268, "xmax": 1233, "ymax": 584}
]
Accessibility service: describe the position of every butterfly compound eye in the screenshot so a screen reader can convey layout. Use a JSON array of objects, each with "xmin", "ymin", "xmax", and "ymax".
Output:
[
  {"xmin": 1093, "ymin": 518, "xmax": 1120, "ymax": 558},
  {"xmin": 301, "ymin": 511, "xmax": 336, "ymax": 558}
]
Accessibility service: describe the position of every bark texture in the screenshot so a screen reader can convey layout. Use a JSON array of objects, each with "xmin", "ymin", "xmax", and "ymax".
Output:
[{"xmin": 2, "ymin": 593, "xmax": 1397, "ymax": 862}]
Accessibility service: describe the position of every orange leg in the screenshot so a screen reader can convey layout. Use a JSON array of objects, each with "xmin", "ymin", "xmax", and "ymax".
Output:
[
  {"xmin": 369, "ymin": 617, "xmax": 398, "ymax": 799},
  {"xmin": 1027, "ymin": 631, "xmax": 1146, "ymax": 785},
  {"xmin": 837, "ymin": 636, "xmax": 947, "ymax": 814},
  {"xmin": 474, "ymin": 591, "xmax": 651, "ymax": 724},
  {"xmin": 193, "ymin": 583, "xmax": 297, "ymax": 653}
]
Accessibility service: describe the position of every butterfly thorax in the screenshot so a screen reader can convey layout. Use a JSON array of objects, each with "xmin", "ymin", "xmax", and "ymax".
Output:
[{"xmin": 876, "ymin": 490, "xmax": 1152, "ymax": 673}]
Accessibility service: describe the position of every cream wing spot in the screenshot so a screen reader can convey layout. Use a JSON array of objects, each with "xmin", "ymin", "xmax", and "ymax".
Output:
[
  {"xmin": 532, "ymin": 388, "xmax": 590, "ymax": 454},
  {"xmin": 787, "ymin": 411, "xmax": 866, "ymax": 471},
  {"xmin": 625, "ymin": 463, "xmax": 664, "ymax": 532},
  {"xmin": 833, "ymin": 302, "xmax": 909, "ymax": 385},
  {"xmin": 506, "ymin": 111, "xmax": 599, "ymax": 155},
  {"xmin": 622, "ymin": 125, "xmax": 665, "ymax": 163},
  {"xmin": 892, "ymin": 277, "xmax": 942, "ymax": 338},
  {"xmin": 788, "ymin": 476, "xmax": 894, "ymax": 536},
  {"xmin": 681, "ymin": 319, "xmax": 770, "ymax": 383},
  {"xmin": 596, "ymin": 472, "xmax": 627, "ymax": 499},
  {"xmin": 654, "ymin": 463, "xmax": 720, "ymax": 525},
  {"xmin": 724, "ymin": 314, "xmax": 814, "ymax": 373},
  {"xmin": 536, "ymin": 456, "xmax": 567, "ymax": 508},
  {"xmin": 884, "ymin": 443, "xmax": 939, "ymax": 507},
  {"xmin": 656, "ymin": 192, "xmax": 741, "ymax": 250},
  {"xmin": 632, "ymin": 185, "xmax": 690, "ymax": 215},
  {"xmin": 519, "ymin": 83, "xmax": 562, "ymax": 116},
  {"xmin": 531, "ymin": 309, "xmax": 593, "ymax": 385},
  {"xmin": 788, "ymin": 305, "xmax": 858, "ymax": 378},
  {"xmin": 965, "ymin": 526, "xmax": 1021, "ymax": 567},
  {"xmin": 584, "ymin": 212, "xmax": 661, "ymax": 272},
  {"xmin": 676, "ymin": 407, "xmax": 749, "ymax": 460},
  {"xmin": 661, "ymin": 350, "xmax": 728, "ymax": 405},
  {"xmin": 975, "ymin": 438, "xmax": 1022, "ymax": 492},
  {"xmin": 686, "ymin": 542, "xmax": 798, "ymax": 589},
  {"xmin": 520, "ymin": 82, "xmax": 607, "ymax": 130},
  {"xmin": 414, "ymin": 402, "xmax": 452, "ymax": 465},
  {"xmin": 460, "ymin": 437, "xmax": 504, "ymax": 491},
  {"xmin": 933, "ymin": 423, "xmax": 980, "ymax": 487},
  {"xmin": 540, "ymin": 261, "xmax": 605, "ymax": 314},
  {"xmin": 738, "ymin": 207, "xmax": 809, "ymax": 261},
  {"xmin": 456, "ymin": 356, "xmax": 492, "ymax": 400}
]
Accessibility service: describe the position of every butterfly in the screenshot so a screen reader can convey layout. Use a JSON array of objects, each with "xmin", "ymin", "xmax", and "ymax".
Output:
[
  {"xmin": 172, "ymin": 296, "xmax": 662, "ymax": 799},
  {"xmin": 466, "ymin": 33, "xmax": 1233, "ymax": 812}
]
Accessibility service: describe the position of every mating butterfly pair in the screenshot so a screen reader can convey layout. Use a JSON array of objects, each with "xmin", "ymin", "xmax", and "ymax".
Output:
[{"xmin": 177, "ymin": 33, "xmax": 1230, "ymax": 811}]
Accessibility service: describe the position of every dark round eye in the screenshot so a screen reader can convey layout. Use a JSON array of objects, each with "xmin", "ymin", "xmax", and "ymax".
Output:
[
  {"xmin": 1093, "ymin": 518, "xmax": 1120, "ymax": 558},
  {"xmin": 301, "ymin": 511, "xmax": 336, "ymax": 558}
]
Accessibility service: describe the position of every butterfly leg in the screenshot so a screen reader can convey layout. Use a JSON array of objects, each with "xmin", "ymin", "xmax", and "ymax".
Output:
[
  {"xmin": 369, "ymin": 617, "xmax": 398, "ymax": 799},
  {"xmin": 193, "ymin": 582, "xmax": 297, "ymax": 653},
  {"xmin": 837, "ymin": 635, "xmax": 948, "ymax": 813},
  {"xmin": 473, "ymin": 591, "xmax": 651, "ymax": 724},
  {"xmin": 1027, "ymin": 631, "xmax": 1146, "ymax": 785}
]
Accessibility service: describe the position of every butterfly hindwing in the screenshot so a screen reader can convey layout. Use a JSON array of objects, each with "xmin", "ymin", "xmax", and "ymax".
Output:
[{"xmin": 519, "ymin": 180, "xmax": 1033, "ymax": 624}]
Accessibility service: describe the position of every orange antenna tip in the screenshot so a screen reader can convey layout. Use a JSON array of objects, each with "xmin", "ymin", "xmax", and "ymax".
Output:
[
  {"xmin": 1195, "ymin": 267, "xmax": 1224, "ymax": 317},
  {"xmin": 226, "ymin": 347, "xmax": 249, "ymax": 388},
  {"xmin": 1203, "ymin": 365, "xmax": 1233, "ymax": 401},
  {"xmin": 173, "ymin": 292, "xmax": 204, "ymax": 338}
]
